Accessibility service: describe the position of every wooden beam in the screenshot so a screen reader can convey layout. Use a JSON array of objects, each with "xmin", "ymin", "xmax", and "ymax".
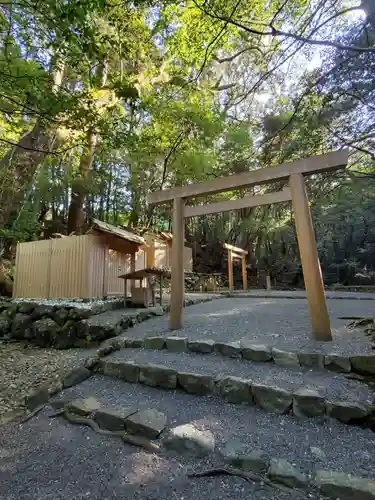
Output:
[
  {"xmin": 242, "ymin": 256, "xmax": 247, "ymax": 290},
  {"xmin": 224, "ymin": 243, "xmax": 248, "ymax": 255},
  {"xmin": 228, "ymin": 249, "xmax": 233, "ymax": 291},
  {"xmin": 232, "ymin": 251, "xmax": 243, "ymax": 259},
  {"xmin": 148, "ymin": 150, "xmax": 348, "ymax": 205},
  {"xmin": 169, "ymin": 197, "xmax": 185, "ymax": 330},
  {"xmin": 289, "ymin": 173, "xmax": 332, "ymax": 341},
  {"xmin": 185, "ymin": 188, "xmax": 292, "ymax": 218}
]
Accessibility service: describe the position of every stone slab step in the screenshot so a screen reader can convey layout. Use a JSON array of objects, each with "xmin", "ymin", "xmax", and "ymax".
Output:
[
  {"xmin": 100, "ymin": 347, "xmax": 373, "ymax": 426},
  {"xmin": 51, "ymin": 374, "xmax": 375, "ymax": 497}
]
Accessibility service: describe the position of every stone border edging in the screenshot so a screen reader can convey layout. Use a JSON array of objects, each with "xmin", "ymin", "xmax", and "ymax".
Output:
[
  {"xmin": 218, "ymin": 440, "xmax": 375, "ymax": 500},
  {"xmin": 102, "ymin": 335, "xmax": 375, "ymax": 378},
  {"xmin": 98, "ymin": 356, "xmax": 373, "ymax": 430},
  {"xmin": 222, "ymin": 291, "xmax": 375, "ymax": 301}
]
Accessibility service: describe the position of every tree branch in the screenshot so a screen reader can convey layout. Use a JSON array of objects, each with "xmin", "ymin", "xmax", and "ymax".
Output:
[{"xmin": 194, "ymin": 1, "xmax": 375, "ymax": 53}]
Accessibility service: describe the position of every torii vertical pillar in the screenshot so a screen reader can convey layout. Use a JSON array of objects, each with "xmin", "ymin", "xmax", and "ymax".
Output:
[
  {"xmin": 289, "ymin": 173, "xmax": 332, "ymax": 341},
  {"xmin": 228, "ymin": 249, "xmax": 233, "ymax": 291},
  {"xmin": 169, "ymin": 197, "xmax": 185, "ymax": 330}
]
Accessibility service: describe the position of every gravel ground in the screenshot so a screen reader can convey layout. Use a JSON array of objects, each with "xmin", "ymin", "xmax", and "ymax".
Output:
[
  {"xmin": 1, "ymin": 374, "xmax": 371, "ymax": 500},
  {"xmin": 0, "ymin": 342, "xmax": 96, "ymax": 418},
  {"xmin": 53, "ymin": 375, "xmax": 375, "ymax": 479},
  {"xmin": 12, "ymin": 297, "xmax": 123, "ymax": 309},
  {"xmin": 0, "ymin": 413, "xmax": 323, "ymax": 500},
  {"xmin": 121, "ymin": 297, "xmax": 375, "ymax": 355},
  {"xmin": 108, "ymin": 348, "xmax": 372, "ymax": 405}
]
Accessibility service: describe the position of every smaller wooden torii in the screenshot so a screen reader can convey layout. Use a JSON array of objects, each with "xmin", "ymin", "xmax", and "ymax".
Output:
[{"xmin": 223, "ymin": 243, "xmax": 248, "ymax": 291}]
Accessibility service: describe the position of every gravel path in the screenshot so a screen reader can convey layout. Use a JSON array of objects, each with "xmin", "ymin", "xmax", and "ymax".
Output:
[
  {"xmin": 0, "ymin": 342, "xmax": 96, "ymax": 418},
  {"xmin": 53, "ymin": 375, "xmax": 375, "ymax": 479},
  {"xmin": 120, "ymin": 298, "xmax": 375, "ymax": 355},
  {"xmin": 107, "ymin": 348, "xmax": 372, "ymax": 405}
]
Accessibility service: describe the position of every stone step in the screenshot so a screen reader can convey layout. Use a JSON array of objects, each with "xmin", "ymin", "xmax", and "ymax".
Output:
[
  {"xmin": 99, "ymin": 346, "xmax": 373, "ymax": 427},
  {"xmin": 51, "ymin": 374, "xmax": 375, "ymax": 500}
]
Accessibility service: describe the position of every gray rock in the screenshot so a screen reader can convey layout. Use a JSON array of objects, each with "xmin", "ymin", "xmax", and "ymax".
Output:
[
  {"xmin": 102, "ymin": 360, "xmax": 140, "ymax": 383},
  {"xmin": 268, "ymin": 459, "xmax": 308, "ymax": 489},
  {"xmin": 177, "ymin": 372, "xmax": 214, "ymax": 395},
  {"xmin": 0, "ymin": 317, "xmax": 10, "ymax": 336},
  {"xmin": 239, "ymin": 340, "xmax": 272, "ymax": 362},
  {"xmin": 153, "ymin": 306, "xmax": 164, "ymax": 316},
  {"xmin": 139, "ymin": 364, "xmax": 177, "ymax": 390},
  {"xmin": 94, "ymin": 407, "xmax": 137, "ymax": 431},
  {"xmin": 351, "ymin": 355, "xmax": 375, "ymax": 375},
  {"xmin": 293, "ymin": 388, "xmax": 326, "ymax": 417},
  {"xmin": 310, "ymin": 447, "xmax": 326, "ymax": 459},
  {"xmin": 144, "ymin": 336, "xmax": 165, "ymax": 350},
  {"xmin": 314, "ymin": 470, "xmax": 375, "ymax": 500},
  {"xmin": 163, "ymin": 423, "xmax": 215, "ymax": 457},
  {"xmin": 165, "ymin": 336, "xmax": 188, "ymax": 352},
  {"xmin": 272, "ymin": 349, "xmax": 300, "ymax": 368},
  {"xmin": 84, "ymin": 356, "xmax": 101, "ymax": 370},
  {"xmin": 62, "ymin": 367, "xmax": 91, "ymax": 388},
  {"xmin": 53, "ymin": 308, "xmax": 69, "ymax": 326},
  {"xmin": 33, "ymin": 317, "xmax": 60, "ymax": 347},
  {"xmin": 67, "ymin": 397, "xmax": 101, "ymax": 416},
  {"xmin": 326, "ymin": 400, "xmax": 369, "ymax": 423},
  {"xmin": 56, "ymin": 320, "xmax": 77, "ymax": 349},
  {"xmin": 187, "ymin": 339, "xmax": 215, "ymax": 354},
  {"xmin": 101, "ymin": 359, "xmax": 121, "ymax": 377},
  {"xmin": 125, "ymin": 408, "xmax": 167, "ymax": 439},
  {"xmin": 18, "ymin": 302, "xmax": 36, "ymax": 314},
  {"xmin": 31, "ymin": 305, "xmax": 52, "ymax": 320},
  {"xmin": 215, "ymin": 341, "xmax": 242, "ymax": 358},
  {"xmin": 137, "ymin": 311, "xmax": 152, "ymax": 322},
  {"xmin": 97, "ymin": 344, "xmax": 117, "ymax": 357},
  {"xmin": 297, "ymin": 352, "xmax": 324, "ymax": 368},
  {"xmin": 215, "ymin": 376, "xmax": 252, "ymax": 404},
  {"xmin": 125, "ymin": 338, "xmax": 144, "ymax": 348},
  {"xmin": 220, "ymin": 440, "xmax": 269, "ymax": 474},
  {"xmin": 251, "ymin": 383, "xmax": 292, "ymax": 414},
  {"xmin": 25, "ymin": 385, "xmax": 50, "ymax": 410},
  {"xmin": 324, "ymin": 354, "xmax": 351, "ymax": 373},
  {"xmin": 69, "ymin": 308, "xmax": 91, "ymax": 320},
  {"xmin": 11, "ymin": 313, "xmax": 32, "ymax": 339}
]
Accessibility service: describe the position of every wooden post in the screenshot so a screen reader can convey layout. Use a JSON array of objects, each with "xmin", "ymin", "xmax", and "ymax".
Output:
[
  {"xmin": 241, "ymin": 256, "xmax": 247, "ymax": 290},
  {"xmin": 102, "ymin": 243, "xmax": 109, "ymax": 298},
  {"xmin": 289, "ymin": 173, "xmax": 332, "ymax": 341},
  {"xmin": 169, "ymin": 197, "xmax": 185, "ymax": 330},
  {"xmin": 130, "ymin": 252, "xmax": 136, "ymax": 291},
  {"xmin": 228, "ymin": 249, "xmax": 233, "ymax": 291},
  {"xmin": 266, "ymin": 275, "xmax": 271, "ymax": 291}
]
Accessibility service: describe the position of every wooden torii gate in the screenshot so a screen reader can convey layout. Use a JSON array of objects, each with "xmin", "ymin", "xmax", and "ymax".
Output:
[
  {"xmin": 148, "ymin": 150, "xmax": 348, "ymax": 341},
  {"xmin": 224, "ymin": 243, "xmax": 248, "ymax": 291}
]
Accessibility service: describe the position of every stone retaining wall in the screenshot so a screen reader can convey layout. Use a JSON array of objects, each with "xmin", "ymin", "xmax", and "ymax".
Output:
[
  {"xmin": 0, "ymin": 295, "xmax": 220, "ymax": 349},
  {"xmin": 0, "ymin": 299, "xmax": 125, "ymax": 349}
]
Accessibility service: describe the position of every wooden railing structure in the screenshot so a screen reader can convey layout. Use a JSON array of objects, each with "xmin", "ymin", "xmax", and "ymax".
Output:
[{"xmin": 148, "ymin": 150, "xmax": 349, "ymax": 341}]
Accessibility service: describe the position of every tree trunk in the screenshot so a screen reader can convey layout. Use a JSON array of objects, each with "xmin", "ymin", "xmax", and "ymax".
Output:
[
  {"xmin": 67, "ymin": 131, "xmax": 97, "ymax": 234},
  {"xmin": 0, "ymin": 60, "xmax": 64, "ymax": 229},
  {"xmin": 0, "ymin": 121, "xmax": 58, "ymax": 228}
]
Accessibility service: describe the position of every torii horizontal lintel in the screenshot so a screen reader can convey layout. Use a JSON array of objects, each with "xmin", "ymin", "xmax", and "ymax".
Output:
[
  {"xmin": 184, "ymin": 188, "xmax": 292, "ymax": 218},
  {"xmin": 148, "ymin": 150, "xmax": 348, "ymax": 206}
]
